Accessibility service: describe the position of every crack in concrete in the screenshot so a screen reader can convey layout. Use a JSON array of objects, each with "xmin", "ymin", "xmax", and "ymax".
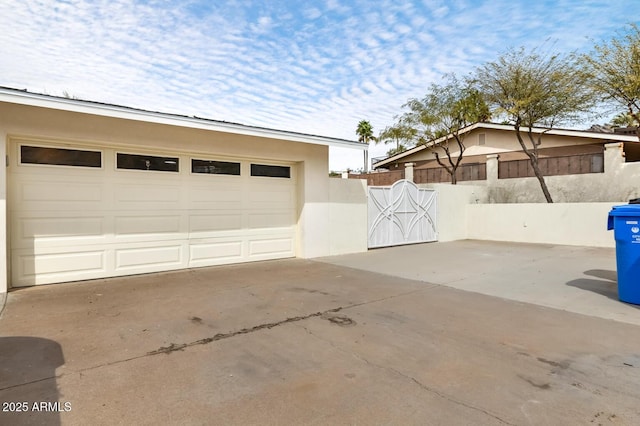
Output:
[
  {"xmin": 0, "ymin": 375, "xmax": 58, "ymax": 392},
  {"xmin": 0, "ymin": 289, "xmax": 426, "ymax": 390},
  {"xmin": 146, "ymin": 289, "xmax": 425, "ymax": 356},
  {"xmin": 147, "ymin": 307, "xmax": 344, "ymax": 355},
  {"xmin": 299, "ymin": 325, "xmax": 516, "ymax": 426},
  {"xmin": 404, "ymin": 373, "xmax": 516, "ymax": 425}
]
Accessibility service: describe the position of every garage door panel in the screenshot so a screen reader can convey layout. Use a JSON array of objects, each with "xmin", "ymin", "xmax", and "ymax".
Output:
[
  {"xmin": 189, "ymin": 240, "xmax": 244, "ymax": 265},
  {"xmin": 248, "ymin": 237, "xmax": 294, "ymax": 258},
  {"xmin": 115, "ymin": 244, "xmax": 185, "ymax": 270},
  {"xmin": 20, "ymin": 181, "xmax": 103, "ymax": 202},
  {"xmin": 188, "ymin": 214, "xmax": 243, "ymax": 234},
  {"xmin": 10, "ymin": 211, "xmax": 110, "ymax": 249},
  {"xmin": 14, "ymin": 249, "xmax": 107, "ymax": 286},
  {"xmin": 113, "ymin": 184, "xmax": 182, "ymax": 209},
  {"xmin": 114, "ymin": 184, "xmax": 181, "ymax": 201},
  {"xmin": 114, "ymin": 215, "xmax": 182, "ymax": 236},
  {"xmin": 20, "ymin": 250, "xmax": 106, "ymax": 275},
  {"xmin": 189, "ymin": 186, "xmax": 243, "ymax": 205},
  {"xmin": 248, "ymin": 211, "xmax": 295, "ymax": 229},
  {"xmin": 249, "ymin": 185, "xmax": 294, "ymax": 203},
  {"xmin": 16, "ymin": 216, "xmax": 104, "ymax": 243}
]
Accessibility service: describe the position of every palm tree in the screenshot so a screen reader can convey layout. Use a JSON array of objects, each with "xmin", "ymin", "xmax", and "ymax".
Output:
[
  {"xmin": 378, "ymin": 124, "xmax": 416, "ymax": 152},
  {"xmin": 356, "ymin": 120, "xmax": 376, "ymax": 172},
  {"xmin": 611, "ymin": 112, "xmax": 639, "ymax": 128}
]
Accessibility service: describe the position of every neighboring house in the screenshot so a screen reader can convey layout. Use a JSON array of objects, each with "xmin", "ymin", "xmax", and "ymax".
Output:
[
  {"xmin": 0, "ymin": 87, "xmax": 365, "ymax": 293},
  {"xmin": 373, "ymin": 122, "xmax": 639, "ymax": 173}
]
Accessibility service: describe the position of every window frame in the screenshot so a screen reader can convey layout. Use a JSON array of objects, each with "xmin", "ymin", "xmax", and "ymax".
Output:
[
  {"xmin": 190, "ymin": 158, "xmax": 242, "ymax": 176},
  {"xmin": 250, "ymin": 163, "xmax": 291, "ymax": 179},
  {"xmin": 18, "ymin": 143, "xmax": 103, "ymax": 169},
  {"xmin": 115, "ymin": 152, "xmax": 180, "ymax": 173}
]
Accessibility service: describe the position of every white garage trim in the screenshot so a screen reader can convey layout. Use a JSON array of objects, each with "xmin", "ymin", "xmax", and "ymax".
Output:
[{"xmin": 8, "ymin": 137, "xmax": 298, "ymax": 286}]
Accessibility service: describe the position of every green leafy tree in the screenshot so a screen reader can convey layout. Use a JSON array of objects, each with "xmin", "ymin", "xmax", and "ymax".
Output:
[
  {"xmin": 474, "ymin": 47, "xmax": 595, "ymax": 202},
  {"xmin": 393, "ymin": 74, "xmax": 490, "ymax": 184},
  {"xmin": 356, "ymin": 120, "xmax": 376, "ymax": 172},
  {"xmin": 580, "ymin": 24, "xmax": 640, "ymax": 139}
]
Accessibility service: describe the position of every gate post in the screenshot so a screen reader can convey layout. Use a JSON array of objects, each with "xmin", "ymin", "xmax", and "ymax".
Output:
[
  {"xmin": 404, "ymin": 163, "xmax": 414, "ymax": 183},
  {"xmin": 604, "ymin": 142, "xmax": 624, "ymax": 175}
]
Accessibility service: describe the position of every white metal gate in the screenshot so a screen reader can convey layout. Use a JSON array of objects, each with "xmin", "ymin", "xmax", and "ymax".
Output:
[{"xmin": 368, "ymin": 180, "xmax": 437, "ymax": 248}]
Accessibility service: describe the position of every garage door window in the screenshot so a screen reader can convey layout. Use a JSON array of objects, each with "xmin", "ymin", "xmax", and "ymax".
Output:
[
  {"xmin": 192, "ymin": 159, "xmax": 240, "ymax": 175},
  {"xmin": 251, "ymin": 164, "xmax": 290, "ymax": 178},
  {"xmin": 117, "ymin": 153, "xmax": 179, "ymax": 172},
  {"xmin": 20, "ymin": 145, "xmax": 102, "ymax": 168}
]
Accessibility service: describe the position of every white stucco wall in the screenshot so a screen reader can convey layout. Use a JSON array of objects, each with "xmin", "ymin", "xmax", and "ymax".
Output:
[
  {"xmin": 415, "ymin": 181, "xmax": 618, "ymax": 248},
  {"xmin": 466, "ymin": 202, "xmax": 618, "ymax": 247},
  {"xmin": 327, "ymin": 178, "xmax": 368, "ymax": 255},
  {"xmin": 418, "ymin": 183, "xmax": 488, "ymax": 242}
]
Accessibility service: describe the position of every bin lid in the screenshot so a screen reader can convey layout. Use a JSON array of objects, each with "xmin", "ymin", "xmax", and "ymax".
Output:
[
  {"xmin": 608, "ymin": 204, "xmax": 640, "ymax": 216},
  {"xmin": 607, "ymin": 204, "xmax": 640, "ymax": 230}
]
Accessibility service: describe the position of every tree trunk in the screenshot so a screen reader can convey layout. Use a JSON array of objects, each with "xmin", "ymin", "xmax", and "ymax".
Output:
[
  {"xmin": 515, "ymin": 126, "xmax": 553, "ymax": 203},
  {"xmin": 434, "ymin": 144, "xmax": 463, "ymax": 185},
  {"xmin": 529, "ymin": 155, "xmax": 553, "ymax": 203},
  {"xmin": 363, "ymin": 150, "xmax": 368, "ymax": 173}
]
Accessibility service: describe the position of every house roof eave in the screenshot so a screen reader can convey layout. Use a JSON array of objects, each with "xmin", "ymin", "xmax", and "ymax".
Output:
[
  {"xmin": 372, "ymin": 122, "xmax": 638, "ymax": 168},
  {"xmin": 0, "ymin": 87, "xmax": 365, "ymax": 150}
]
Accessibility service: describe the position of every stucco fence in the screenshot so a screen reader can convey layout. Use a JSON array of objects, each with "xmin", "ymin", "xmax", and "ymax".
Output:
[
  {"xmin": 413, "ymin": 184, "xmax": 618, "ymax": 248},
  {"xmin": 329, "ymin": 179, "xmax": 620, "ymax": 251},
  {"xmin": 478, "ymin": 143, "xmax": 640, "ymax": 203}
]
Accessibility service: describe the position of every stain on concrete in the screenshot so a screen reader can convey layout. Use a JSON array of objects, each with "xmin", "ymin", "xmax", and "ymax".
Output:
[
  {"xmin": 322, "ymin": 313, "xmax": 356, "ymax": 327},
  {"xmin": 590, "ymin": 411, "xmax": 619, "ymax": 424},
  {"xmin": 190, "ymin": 316, "xmax": 203, "ymax": 324},
  {"xmin": 518, "ymin": 375, "xmax": 551, "ymax": 390},
  {"xmin": 621, "ymin": 354, "xmax": 640, "ymax": 367},
  {"xmin": 571, "ymin": 381, "xmax": 603, "ymax": 396},
  {"xmin": 372, "ymin": 310, "xmax": 409, "ymax": 325},
  {"xmin": 537, "ymin": 357, "xmax": 569, "ymax": 370},
  {"xmin": 288, "ymin": 287, "xmax": 332, "ymax": 296},
  {"xmin": 154, "ymin": 343, "xmax": 187, "ymax": 354}
]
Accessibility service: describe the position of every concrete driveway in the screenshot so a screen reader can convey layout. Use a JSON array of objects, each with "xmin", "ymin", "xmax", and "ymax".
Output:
[
  {"xmin": 319, "ymin": 239, "xmax": 640, "ymax": 326},
  {"xmin": 1, "ymin": 241, "xmax": 640, "ymax": 425}
]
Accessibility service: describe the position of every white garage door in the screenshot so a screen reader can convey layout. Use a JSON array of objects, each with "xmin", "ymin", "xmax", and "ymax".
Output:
[{"xmin": 8, "ymin": 140, "xmax": 297, "ymax": 287}]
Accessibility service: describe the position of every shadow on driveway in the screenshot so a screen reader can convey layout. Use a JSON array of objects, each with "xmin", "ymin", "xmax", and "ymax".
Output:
[
  {"xmin": 567, "ymin": 269, "xmax": 640, "ymax": 310},
  {"xmin": 584, "ymin": 269, "xmax": 617, "ymax": 282},
  {"xmin": 0, "ymin": 337, "xmax": 65, "ymax": 425}
]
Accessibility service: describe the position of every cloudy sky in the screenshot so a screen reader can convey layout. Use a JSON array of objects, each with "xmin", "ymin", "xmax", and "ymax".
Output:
[{"xmin": 0, "ymin": 0, "xmax": 635, "ymax": 170}]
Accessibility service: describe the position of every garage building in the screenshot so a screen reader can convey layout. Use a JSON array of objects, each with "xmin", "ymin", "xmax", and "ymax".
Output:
[{"xmin": 0, "ymin": 87, "xmax": 366, "ymax": 292}]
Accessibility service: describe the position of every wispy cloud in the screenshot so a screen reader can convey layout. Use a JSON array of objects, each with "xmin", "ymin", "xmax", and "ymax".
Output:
[{"xmin": 0, "ymin": 0, "xmax": 635, "ymax": 170}]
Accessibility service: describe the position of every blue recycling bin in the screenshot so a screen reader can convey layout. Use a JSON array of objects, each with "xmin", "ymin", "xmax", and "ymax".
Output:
[{"xmin": 607, "ymin": 204, "xmax": 640, "ymax": 304}]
